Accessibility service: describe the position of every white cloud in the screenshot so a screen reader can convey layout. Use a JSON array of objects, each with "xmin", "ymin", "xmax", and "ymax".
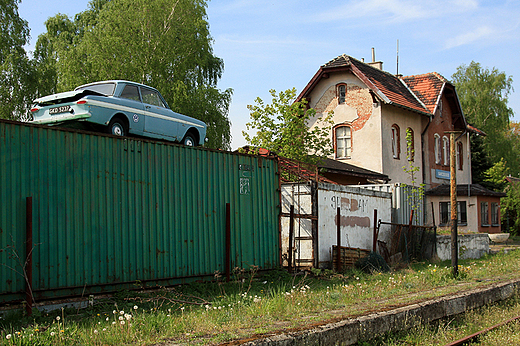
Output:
[
  {"xmin": 444, "ymin": 26, "xmax": 496, "ymax": 49},
  {"xmin": 313, "ymin": 0, "xmax": 478, "ymax": 23}
]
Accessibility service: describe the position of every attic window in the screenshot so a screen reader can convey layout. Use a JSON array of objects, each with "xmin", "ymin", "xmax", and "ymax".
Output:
[{"xmin": 337, "ymin": 84, "xmax": 346, "ymax": 104}]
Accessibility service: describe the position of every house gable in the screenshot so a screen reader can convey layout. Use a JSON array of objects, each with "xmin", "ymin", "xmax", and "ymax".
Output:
[{"xmin": 299, "ymin": 53, "xmax": 475, "ymax": 188}]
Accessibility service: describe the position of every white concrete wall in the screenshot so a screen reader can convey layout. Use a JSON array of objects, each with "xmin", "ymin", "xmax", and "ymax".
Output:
[
  {"xmin": 436, "ymin": 234, "xmax": 489, "ymax": 261},
  {"xmin": 317, "ymin": 183, "xmax": 392, "ymax": 267}
]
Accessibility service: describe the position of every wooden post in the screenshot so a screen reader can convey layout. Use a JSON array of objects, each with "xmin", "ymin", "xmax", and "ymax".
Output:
[{"xmin": 449, "ymin": 132, "xmax": 459, "ymax": 277}]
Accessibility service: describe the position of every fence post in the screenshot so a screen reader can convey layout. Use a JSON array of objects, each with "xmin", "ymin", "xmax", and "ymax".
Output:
[
  {"xmin": 225, "ymin": 203, "xmax": 231, "ymax": 282},
  {"xmin": 336, "ymin": 207, "xmax": 342, "ymax": 272},
  {"xmin": 25, "ymin": 197, "xmax": 33, "ymax": 316},
  {"xmin": 373, "ymin": 209, "xmax": 378, "ymax": 253},
  {"xmin": 288, "ymin": 205, "xmax": 294, "ymax": 273}
]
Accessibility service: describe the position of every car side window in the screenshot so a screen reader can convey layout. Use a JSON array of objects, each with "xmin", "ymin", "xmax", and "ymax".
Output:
[
  {"xmin": 141, "ymin": 88, "xmax": 165, "ymax": 108},
  {"xmin": 120, "ymin": 85, "xmax": 141, "ymax": 102}
]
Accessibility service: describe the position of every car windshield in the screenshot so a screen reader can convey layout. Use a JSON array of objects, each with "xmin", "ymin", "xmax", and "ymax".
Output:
[{"xmin": 75, "ymin": 83, "xmax": 116, "ymax": 96}]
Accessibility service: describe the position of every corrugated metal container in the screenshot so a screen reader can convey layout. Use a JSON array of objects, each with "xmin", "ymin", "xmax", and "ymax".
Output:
[
  {"xmin": 357, "ymin": 183, "xmax": 424, "ymax": 225},
  {"xmin": 0, "ymin": 120, "xmax": 280, "ymax": 303}
]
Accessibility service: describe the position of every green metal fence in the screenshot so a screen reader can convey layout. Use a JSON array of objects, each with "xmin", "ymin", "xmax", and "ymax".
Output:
[{"xmin": 0, "ymin": 120, "xmax": 280, "ymax": 303}]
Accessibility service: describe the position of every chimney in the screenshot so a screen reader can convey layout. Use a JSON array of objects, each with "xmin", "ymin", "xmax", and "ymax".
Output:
[{"xmin": 368, "ymin": 47, "xmax": 383, "ymax": 70}]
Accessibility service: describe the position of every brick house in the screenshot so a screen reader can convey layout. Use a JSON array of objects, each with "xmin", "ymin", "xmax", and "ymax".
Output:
[{"xmin": 297, "ymin": 52, "xmax": 505, "ymax": 232}]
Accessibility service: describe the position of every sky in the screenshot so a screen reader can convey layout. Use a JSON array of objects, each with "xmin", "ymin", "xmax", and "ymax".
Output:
[{"xmin": 18, "ymin": 0, "xmax": 520, "ymax": 149}]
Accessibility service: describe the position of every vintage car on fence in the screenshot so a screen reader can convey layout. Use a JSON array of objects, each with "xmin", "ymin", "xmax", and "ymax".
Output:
[{"xmin": 28, "ymin": 80, "xmax": 207, "ymax": 146}]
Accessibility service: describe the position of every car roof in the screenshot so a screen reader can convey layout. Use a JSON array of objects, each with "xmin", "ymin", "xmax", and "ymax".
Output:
[{"xmin": 75, "ymin": 80, "xmax": 159, "ymax": 91}]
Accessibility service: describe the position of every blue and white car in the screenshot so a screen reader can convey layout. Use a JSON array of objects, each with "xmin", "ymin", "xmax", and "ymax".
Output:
[{"xmin": 29, "ymin": 80, "xmax": 207, "ymax": 146}]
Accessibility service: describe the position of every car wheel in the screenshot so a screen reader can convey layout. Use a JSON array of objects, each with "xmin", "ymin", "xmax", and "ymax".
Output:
[
  {"xmin": 107, "ymin": 118, "xmax": 127, "ymax": 136},
  {"xmin": 182, "ymin": 131, "xmax": 197, "ymax": 147}
]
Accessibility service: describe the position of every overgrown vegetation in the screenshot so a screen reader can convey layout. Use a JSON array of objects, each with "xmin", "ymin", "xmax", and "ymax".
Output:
[
  {"xmin": 362, "ymin": 295, "xmax": 520, "ymax": 345},
  {"xmin": 243, "ymin": 88, "xmax": 334, "ymax": 166},
  {"xmin": 2, "ymin": 250, "xmax": 520, "ymax": 345}
]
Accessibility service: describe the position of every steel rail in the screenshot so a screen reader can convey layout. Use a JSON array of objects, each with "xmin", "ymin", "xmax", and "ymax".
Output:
[{"xmin": 444, "ymin": 314, "xmax": 520, "ymax": 346}]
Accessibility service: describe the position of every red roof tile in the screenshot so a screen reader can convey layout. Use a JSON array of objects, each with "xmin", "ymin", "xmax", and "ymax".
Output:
[
  {"xmin": 402, "ymin": 73, "xmax": 447, "ymax": 113},
  {"xmin": 320, "ymin": 55, "xmax": 430, "ymax": 115}
]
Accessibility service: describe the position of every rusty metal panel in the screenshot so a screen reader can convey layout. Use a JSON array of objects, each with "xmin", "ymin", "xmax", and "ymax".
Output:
[
  {"xmin": 357, "ymin": 183, "xmax": 425, "ymax": 225},
  {"xmin": 280, "ymin": 183, "xmax": 314, "ymax": 268},
  {"xmin": 0, "ymin": 120, "xmax": 279, "ymax": 303}
]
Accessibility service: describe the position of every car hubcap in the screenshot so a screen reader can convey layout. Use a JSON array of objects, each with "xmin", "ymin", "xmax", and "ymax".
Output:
[
  {"xmin": 185, "ymin": 137, "xmax": 194, "ymax": 146},
  {"xmin": 112, "ymin": 125, "xmax": 123, "ymax": 136}
]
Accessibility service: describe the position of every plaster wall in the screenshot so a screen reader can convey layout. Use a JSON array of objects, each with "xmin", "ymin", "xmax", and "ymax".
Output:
[
  {"xmin": 306, "ymin": 73, "xmax": 384, "ymax": 174},
  {"xmin": 427, "ymin": 195, "xmax": 480, "ymax": 233},
  {"xmin": 380, "ymin": 105, "xmax": 424, "ymax": 186}
]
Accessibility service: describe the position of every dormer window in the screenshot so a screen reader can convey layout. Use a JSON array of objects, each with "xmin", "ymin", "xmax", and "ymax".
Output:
[{"xmin": 337, "ymin": 84, "xmax": 346, "ymax": 104}]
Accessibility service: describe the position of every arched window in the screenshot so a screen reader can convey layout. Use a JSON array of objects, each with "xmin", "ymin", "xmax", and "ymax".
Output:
[
  {"xmin": 337, "ymin": 84, "xmax": 346, "ymax": 104},
  {"xmin": 406, "ymin": 127, "xmax": 414, "ymax": 161},
  {"xmin": 434, "ymin": 134, "xmax": 441, "ymax": 164},
  {"xmin": 457, "ymin": 142, "xmax": 464, "ymax": 170},
  {"xmin": 442, "ymin": 136, "xmax": 449, "ymax": 166},
  {"xmin": 391, "ymin": 124, "xmax": 400, "ymax": 159},
  {"xmin": 335, "ymin": 125, "xmax": 351, "ymax": 159}
]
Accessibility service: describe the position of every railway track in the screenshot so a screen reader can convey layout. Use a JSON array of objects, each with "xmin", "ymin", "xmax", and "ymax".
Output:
[{"xmin": 445, "ymin": 315, "xmax": 520, "ymax": 346}]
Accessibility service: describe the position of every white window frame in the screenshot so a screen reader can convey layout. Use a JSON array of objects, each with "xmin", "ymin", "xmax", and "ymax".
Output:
[
  {"xmin": 434, "ymin": 134, "xmax": 441, "ymax": 164},
  {"xmin": 335, "ymin": 126, "xmax": 351, "ymax": 159},
  {"xmin": 442, "ymin": 136, "xmax": 449, "ymax": 166}
]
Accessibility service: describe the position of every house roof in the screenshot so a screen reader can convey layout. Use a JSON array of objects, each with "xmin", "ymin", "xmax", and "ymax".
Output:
[
  {"xmin": 298, "ymin": 55, "xmax": 431, "ymax": 116},
  {"xmin": 401, "ymin": 72, "xmax": 447, "ymax": 114},
  {"xmin": 297, "ymin": 54, "xmax": 473, "ymax": 133},
  {"xmin": 425, "ymin": 184, "xmax": 506, "ymax": 197},
  {"xmin": 317, "ymin": 157, "xmax": 390, "ymax": 182}
]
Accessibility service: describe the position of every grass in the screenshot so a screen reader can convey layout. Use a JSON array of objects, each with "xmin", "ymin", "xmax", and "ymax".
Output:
[
  {"xmin": 361, "ymin": 295, "xmax": 520, "ymax": 345},
  {"xmin": 1, "ymin": 250, "xmax": 520, "ymax": 345}
]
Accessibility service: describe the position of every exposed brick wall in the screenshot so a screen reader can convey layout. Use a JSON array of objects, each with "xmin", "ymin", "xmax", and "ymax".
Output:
[{"xmin": 314, "ymin": 84, "xmax": 373, "ymax": 131}]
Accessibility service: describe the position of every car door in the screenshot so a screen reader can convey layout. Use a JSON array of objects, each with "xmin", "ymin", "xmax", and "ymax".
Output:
[{"xmin": 141, "ymin": 87, "xmax": 179, "ymax": 141}]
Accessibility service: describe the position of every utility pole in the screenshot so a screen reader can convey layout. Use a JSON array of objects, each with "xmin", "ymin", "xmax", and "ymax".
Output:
[{"xmin": 448, "ymin": 131, "xmax": 460, "ymax": 277}]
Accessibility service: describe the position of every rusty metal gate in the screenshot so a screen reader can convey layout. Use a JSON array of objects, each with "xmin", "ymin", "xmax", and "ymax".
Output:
[{"xmin": 281, "ymin": 182, "xmax": 318, "ymax": 269}]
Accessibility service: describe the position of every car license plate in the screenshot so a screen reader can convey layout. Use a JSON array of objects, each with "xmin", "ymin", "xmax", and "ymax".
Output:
[{"xmin": 49, "ymin": 105, "xmax": 71, "ymax": 115}]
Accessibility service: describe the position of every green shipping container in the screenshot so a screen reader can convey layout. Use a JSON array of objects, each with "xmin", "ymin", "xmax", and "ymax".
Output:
[{"xmin": 0, "ymin": 120, "xmax": 280, "ymax": 303}]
